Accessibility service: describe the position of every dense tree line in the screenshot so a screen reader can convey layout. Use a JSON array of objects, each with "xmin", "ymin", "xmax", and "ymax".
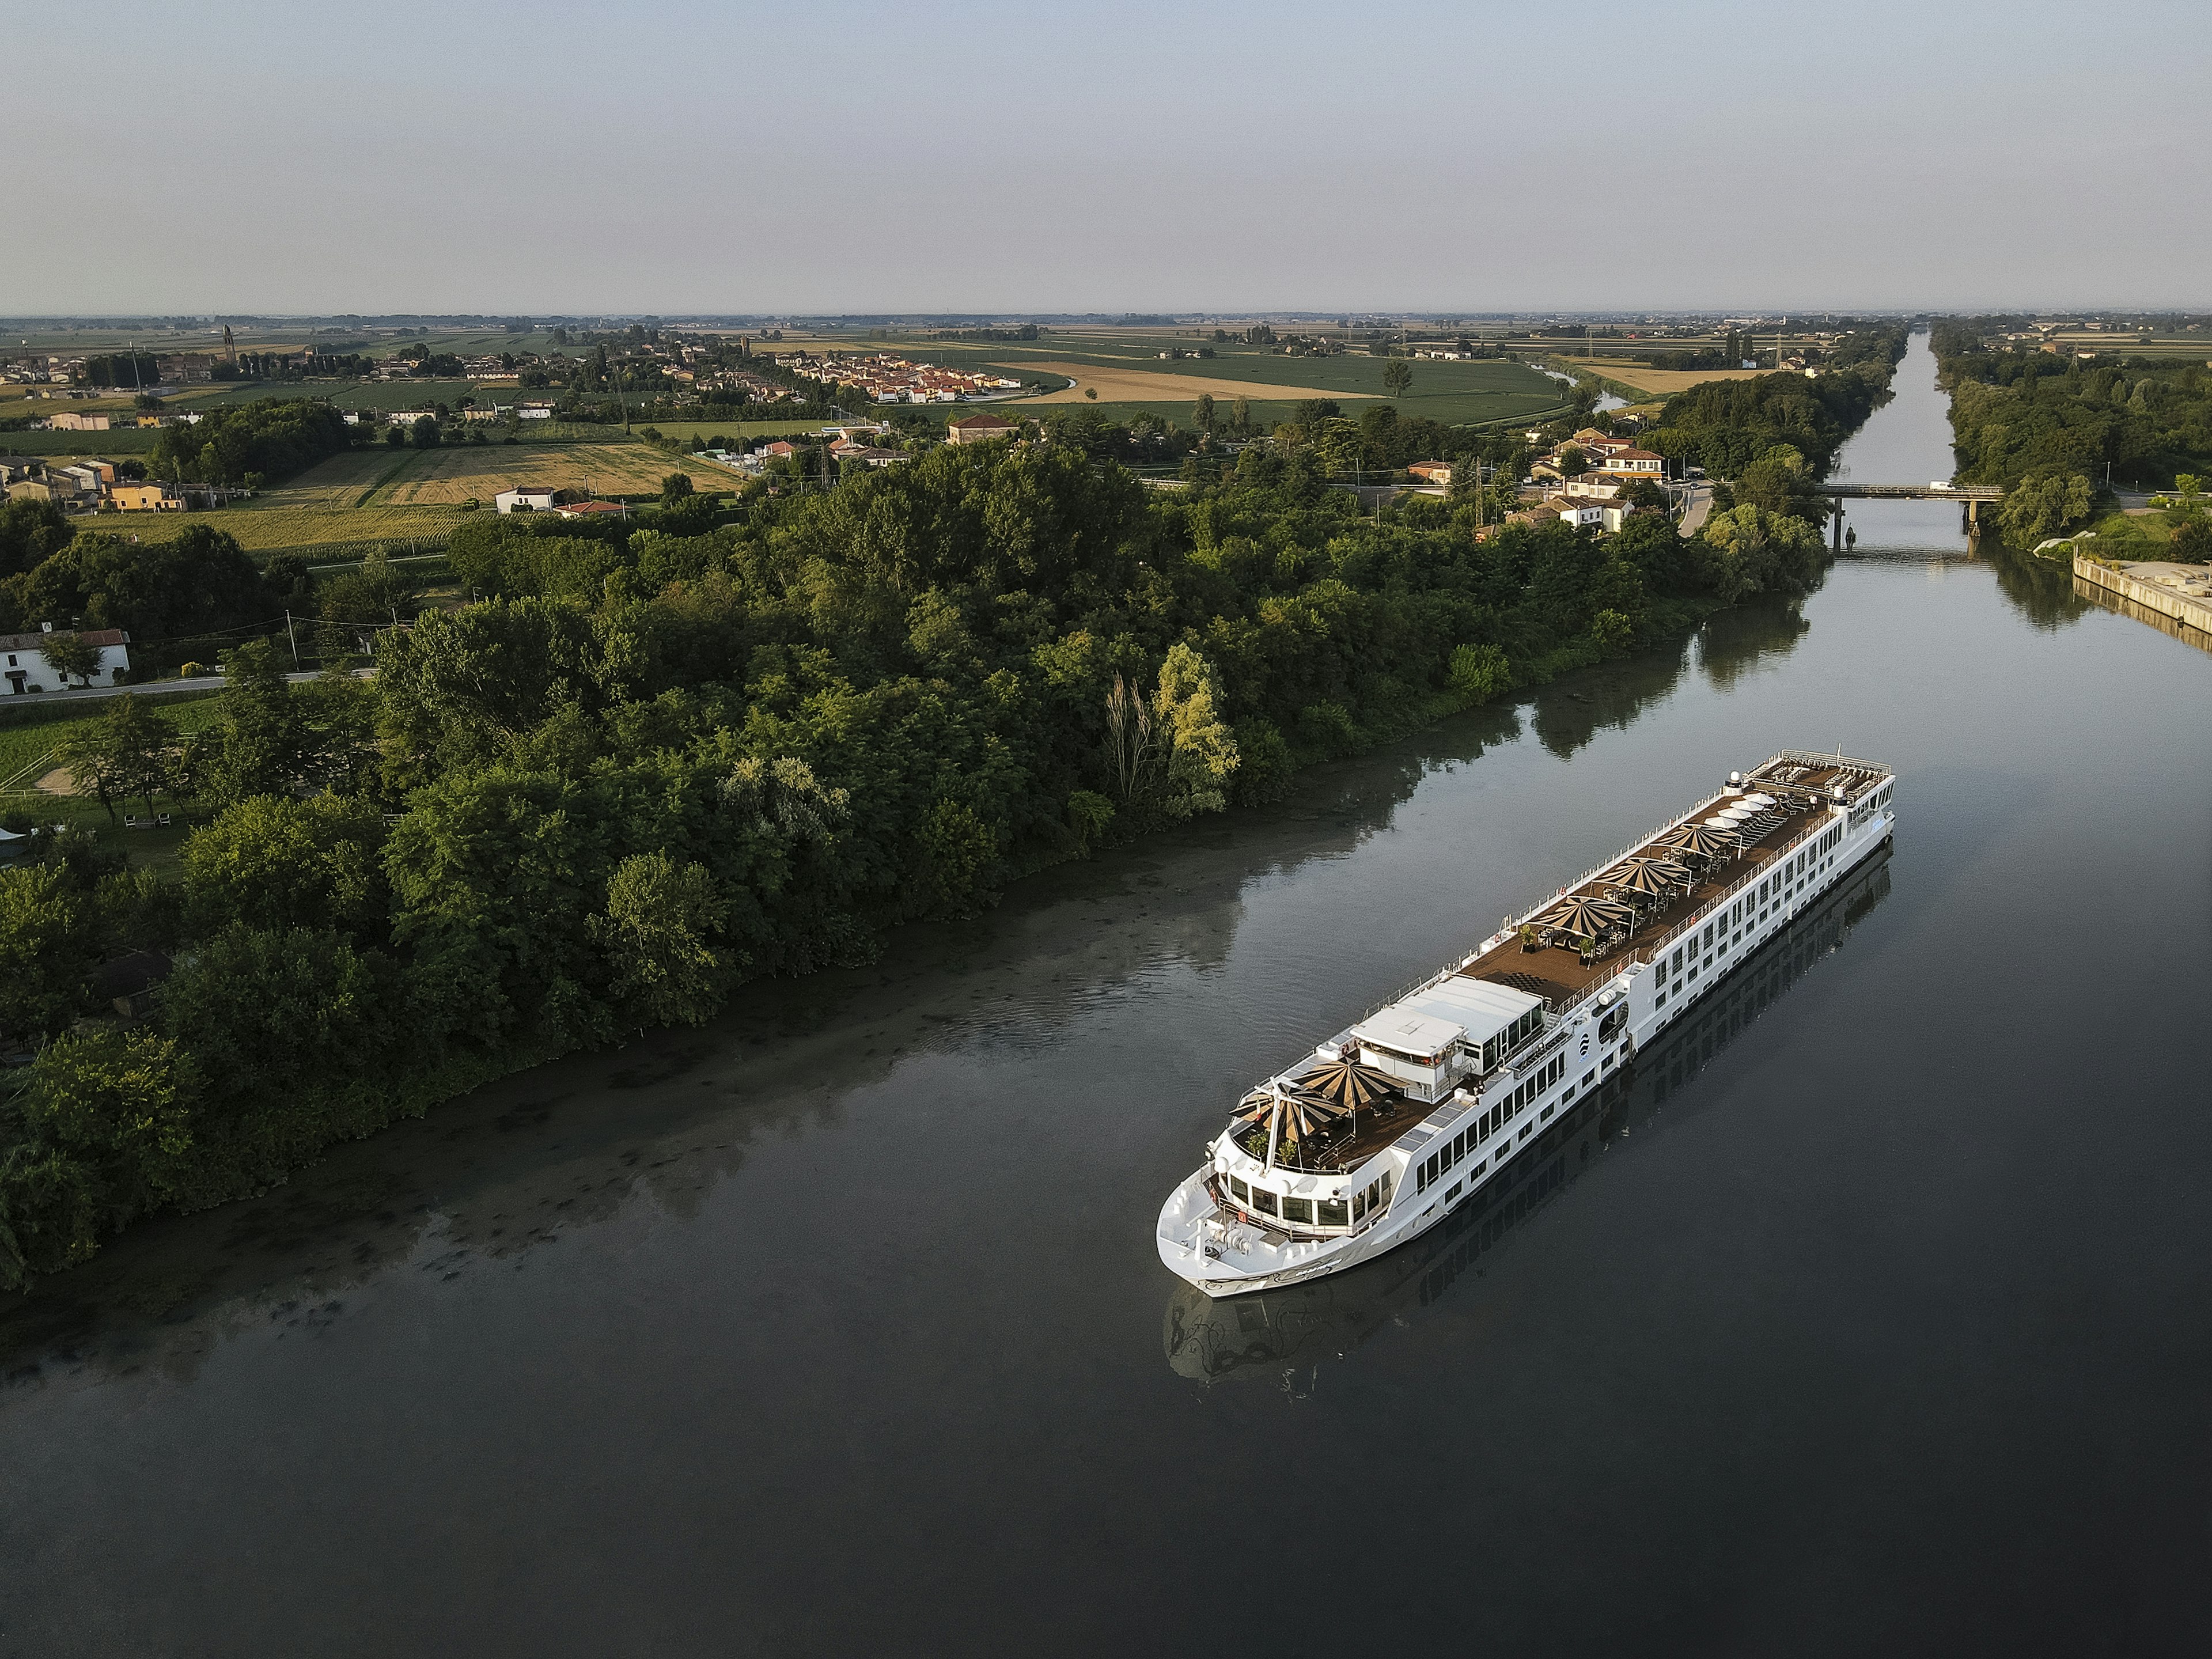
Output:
[
  {"xmin": 0, "ymin": 523, "xmax": 281, "ymax": 652},
  {"xmin": 0, "ymin": 417, "xmax": 1848, "ymax": 1287},
  {"xmin": 1933, "ymin": 319, "xmax": 2212, "ymax": 495},
  {"xmin": 1645, "ymin": 326, "xmax": 1908, "ymax": 480},
  {"xmin": 148, "ymin": 399, "xmax": 354, "ymax": 487},
  {"xmin": 77, "ymin": 353, "xmax": 161, "ymax": 389}
]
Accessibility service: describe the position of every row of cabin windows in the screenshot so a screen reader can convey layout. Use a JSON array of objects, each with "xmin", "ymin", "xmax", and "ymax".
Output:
[
  {"xmin": 1656, "ymin": 822, "xmax": 1852, "ymax": 1006},
  {"xmin": 1416, "ymin": 1052, "xmax": 1566, "ymax": 1194},
  {"xmin": 1224, "ymin": 1171, "xmax": 1387, "ymax": 1230}
]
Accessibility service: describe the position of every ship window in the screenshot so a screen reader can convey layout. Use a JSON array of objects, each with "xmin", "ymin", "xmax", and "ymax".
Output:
[
  {"xmin": 1319, "ymin": 1198, "xmax": 1349, "ymax": 1227},
  {"xmin": 1251, "ymin": 1188, "xmax": 1278, "ymax": 1216},
  {"xmin": 1283, "ymin": 1197, "xmax": 1313, "ymax": 1225},
  {"xmin": 1353, "ymin": 1191, "xmax": 1367, "ymax": 1221},
  {"xmin": 1702, "ymin": 923, "xmax": 1714, "ymax": 950},
  {"xmin": 1452, "ymin": 1131, "xmax": 1465, "ymax": 1162},
  {"xmin": 1670, "ymin": 946, "xmax": 1684, "ymax": 974},
  {"xmin": 1229, "ymin": 1175, "xmax": 1249, "ymax": 1202}
]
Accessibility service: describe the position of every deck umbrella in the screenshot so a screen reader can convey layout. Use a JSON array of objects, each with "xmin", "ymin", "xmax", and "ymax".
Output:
[
  {"xmin": 1295, "ymin": 1056, "xmax": 1399, "ymax": 1113},
  {"xmin": 1661, "ymin": 824, "xmax": 1736, "ymax": 860},
  {"xmin": 1608, "ymin": 861, "xmax": 1673, "ymax": 902},
  {"xmin": 1631, "ymin": 855, "xmax": 1694, "ymax": 884},
  {"xmin": 1541, "ymin": 893, "xmax": 1636, "ymax": 938},
  {"xmin": 1236, "ymin": 1082, "xmax": 1340, "ymax": 1171}
]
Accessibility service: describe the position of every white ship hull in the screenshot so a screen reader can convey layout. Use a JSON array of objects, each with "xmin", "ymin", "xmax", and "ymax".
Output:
[{"xmin": 1159, "ymin": 751, "xmax": 1897, "ymax": 1298}]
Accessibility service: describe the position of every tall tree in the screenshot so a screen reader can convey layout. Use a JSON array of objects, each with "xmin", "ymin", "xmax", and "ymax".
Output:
[
  {"xmin": 1382, "ymin": 358, "xmax": 1412, "ymax": 399},
  {"xmin": 589, "ymin": 851, "xmax": 726, "ymax": 1028},
  {"xmin": 192, "ymin": 640, "xmax": 315, "ymax": 806},
  {"xmin": 40, "ymin": 632, "xmax": 100, "ymax": 687},
  {"xmin": 0, "ymin": 863, "xmax": 92, "ymax": 1042},
  {"xmin": 58, "ymin": 694, "xmax": 179, "ymax": 823}
]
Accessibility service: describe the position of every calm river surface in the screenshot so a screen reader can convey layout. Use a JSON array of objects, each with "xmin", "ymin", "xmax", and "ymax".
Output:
[{"xmin": 6, "ymin": 335, "xmax": 2210, "ymax": 1656}]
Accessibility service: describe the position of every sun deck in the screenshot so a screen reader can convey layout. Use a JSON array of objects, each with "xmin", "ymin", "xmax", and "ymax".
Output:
[
  {"xmin": 1460, "ymin": 754, "xmax": 1885, "ymax": 1004},
  {"xmin": 1222, "ymin": 751, "xmax": 1893, "ymax": 1182}
]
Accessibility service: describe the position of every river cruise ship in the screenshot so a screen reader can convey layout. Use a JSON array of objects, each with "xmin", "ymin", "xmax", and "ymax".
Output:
[{"xmin": 1157, "ymin": 749, "xmax": 1897, "ymax": 1298}]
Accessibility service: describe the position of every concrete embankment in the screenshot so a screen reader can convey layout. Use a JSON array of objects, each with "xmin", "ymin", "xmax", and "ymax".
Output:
[{"xmin": 2072, "ymin": 553, "xmax": 2212, "ymax": 652}]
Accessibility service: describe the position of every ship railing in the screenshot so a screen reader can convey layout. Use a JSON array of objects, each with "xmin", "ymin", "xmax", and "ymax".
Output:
[{"xmin": 1565, "ymin": 806, "xmax": 1853, "ymax": 991}]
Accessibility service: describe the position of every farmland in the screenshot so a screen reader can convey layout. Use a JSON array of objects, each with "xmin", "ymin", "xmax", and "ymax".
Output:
[
  {"xmin": 1550, "ymin": 357, "xmax": 1771, "ymax": 395},
  {"xmin": 361, "ymin": 441, "xmax": 731, "ymax": 505},
  {"xmin": 100, "ymin": 440, "xmax": 733, "ymax": 552},
  {"xmin": 124, "ymin": 503, "xmax": 464, "ymax": 552}
]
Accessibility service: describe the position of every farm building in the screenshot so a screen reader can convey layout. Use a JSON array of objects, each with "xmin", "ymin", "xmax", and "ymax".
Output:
[
  {"xmin": 495, "ymin": 486, "xmax": 559, "ymax": 514},
  {"xmin": 113, "ymin": 483, "xmax": 183, "ymax": 512},
  {"xmin": 945, "ymin": 412, "xmax": 1018, "ymax": 445},
  {"xmin": 2, "ymin": 627, "xmax": 131, "ymax": 694}
]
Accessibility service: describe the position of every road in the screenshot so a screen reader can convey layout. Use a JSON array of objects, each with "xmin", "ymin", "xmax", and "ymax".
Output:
[{"xmin": 4, "ymin": 668, "xmax": 370, "ymax": 708}]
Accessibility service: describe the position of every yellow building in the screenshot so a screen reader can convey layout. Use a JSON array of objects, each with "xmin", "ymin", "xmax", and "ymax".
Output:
[{"xmin": 113, "ymin": 483, "xmax": 182, "ymax": 512}]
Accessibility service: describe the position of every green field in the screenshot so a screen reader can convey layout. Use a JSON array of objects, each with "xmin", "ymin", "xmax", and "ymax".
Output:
[
  {"xmin": 782, "ymin": 328, "xmax": 1569, "ymax": 429},
  {"xmin": 126, "ymin": 503, "xmax": 464, "ymax": 552},
  {"xmin": 0, "ymin": 694, "xmax": 228, "ymax": 795},
  {"xmin": 2079, "ymin": 507, "xmax": 2198, "ymax": 556},
  {"xmin": 0, "ymin": 427, "xmax": 161, "ymax": 455}
]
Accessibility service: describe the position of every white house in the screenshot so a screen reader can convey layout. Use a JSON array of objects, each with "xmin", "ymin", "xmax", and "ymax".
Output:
[
  {"xmin": 2, "ymin": 627, "xmax": 131, "ymax": 694},
  {"xmin": 494, "ymin": 487, "xmax": 558, "ymax": 514}
]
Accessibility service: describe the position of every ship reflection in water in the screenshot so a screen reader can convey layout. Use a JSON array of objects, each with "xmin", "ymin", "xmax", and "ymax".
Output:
[{"xmin": 1163, "ymin": 846, "xmax": 1894, "ymax": 1385}]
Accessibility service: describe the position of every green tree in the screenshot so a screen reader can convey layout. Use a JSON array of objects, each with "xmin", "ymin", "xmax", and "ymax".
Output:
[
  {"xmin": 1065, "ymin": 789, "xmax": 1114, "ymax": 856},
  {"xmin": 410, "ymin": 415, "xmax": 441, "ymax": 449},
  {"xmin": 1590, "ymin": 608, "xmax": 1635, "ymax": 656},
  {"xmin": 0, "ymin": 497, "xmax": 73, "ymax": 581},
  {"xmin": 1556, "ymin": 443, "xmax": 1587, "ymax": 478},
  {"xmin": 1734, "ymin": 444, "xmax": 1823, "ymax": 520},
  {"xmin": 57, "ymin": 694, "xmax": 179, "ymax": 823},
  {"xmin": 17, "ymin": 1027, "xmax": 194, "ymax": 1213},
  {"xmin": 661, "ymin": 471, "xmax": 695, "ymax": 507},
  {"xmin": 1193, "ymin": 393, "xmax": 1216, "ymax": 435},
  {"xmin": 8, "ymin": 525, "xmax": 274, "ymax": 646},
  {"xmin": 588, "ymin": 851, "xmax": 726, "ymax": 1028},
  {"xmin": 0, "ymin": 863, "xmax": 92, "ymax": 1041},
  {"xmin": 1382, "ymin": 358, "xmax": 1411, "ymax": 399},
  {"xmin": 192, "ymin": 639, "xmax": 316, "ymax": 806},
  {"xmin": 181, "ymin": 794, "xmax": 388, "ymax": 939},
  {"xmin": 1153, "ymin": 643, "xmax": 1239, "ymax": 818},
  {"xmin": 1994, "ymin": 470, "xmax": 2092, "ymax": 546},
  {"xmin": 1231, "ymin": 396, "xmax": 1252, "ymax": 436},
  {"xmin": 1448, "ymin": 643, "xmax": 1512, "ymax": 705},
  {"xmin": 1699, "ymin": 504, "xmax": 1825, "ymax": 601}
]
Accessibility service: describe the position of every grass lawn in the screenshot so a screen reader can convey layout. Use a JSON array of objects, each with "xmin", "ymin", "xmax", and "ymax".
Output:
[
  {"xmin": 2080, "ymin": 507, "xmax": 2194, "ymax": 558},
  {"xmin": 0, "ymin": 695, "xmax": 227, "ymax": 796}
]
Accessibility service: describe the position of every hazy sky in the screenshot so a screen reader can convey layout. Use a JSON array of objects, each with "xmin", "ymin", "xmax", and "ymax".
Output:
[{"xmin": 6, "ymin": 0, "xmax": 2206, "ymax": 316}]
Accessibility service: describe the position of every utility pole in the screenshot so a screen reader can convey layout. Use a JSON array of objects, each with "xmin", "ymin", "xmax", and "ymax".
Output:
[{"xmin": 285, "ymin": 609, "xmax": 298, "ymax": 667}]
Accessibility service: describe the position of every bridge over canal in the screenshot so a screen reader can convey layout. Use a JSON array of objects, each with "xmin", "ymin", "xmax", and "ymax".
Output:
[{"xmin": 1825, "ymin": 482, "xmax": 2004, "ymax": 544}]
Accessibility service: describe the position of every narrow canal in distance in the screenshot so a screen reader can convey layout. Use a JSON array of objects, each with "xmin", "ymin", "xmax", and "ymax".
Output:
[{"xmin": 5, "ymin": 334, "xmax": 2209, "ymax": 1656}]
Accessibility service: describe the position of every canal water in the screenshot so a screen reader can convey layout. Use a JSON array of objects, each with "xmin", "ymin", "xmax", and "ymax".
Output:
[{"xmin": 5, "ymin": 336, "xmax": 2209, "ymax": 1656}]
